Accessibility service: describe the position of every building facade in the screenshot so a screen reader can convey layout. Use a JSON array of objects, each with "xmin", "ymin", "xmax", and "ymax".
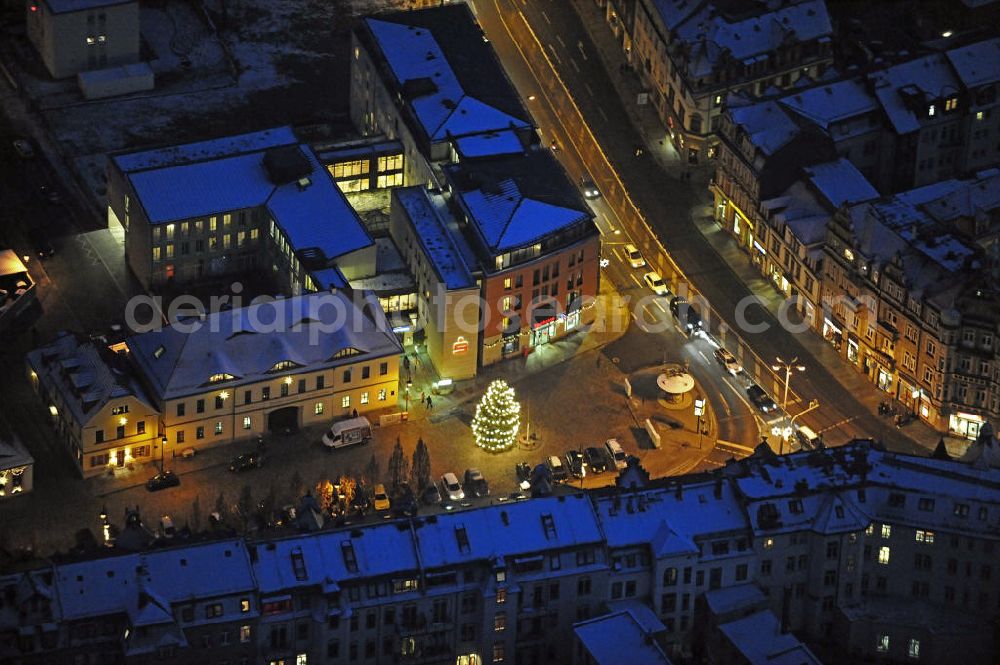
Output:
[
  {"xmin": 2, "ymin": 441, "xmax": 998, "ymax": 664},
  {"xmin": 25, "ymin": 0, "xmax": 140, "ymax": 79}
]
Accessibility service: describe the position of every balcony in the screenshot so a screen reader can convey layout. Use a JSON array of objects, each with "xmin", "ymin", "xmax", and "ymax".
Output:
[{"xmin": 876, "ymin": 319, "xmax": 899, "ymax": 342}]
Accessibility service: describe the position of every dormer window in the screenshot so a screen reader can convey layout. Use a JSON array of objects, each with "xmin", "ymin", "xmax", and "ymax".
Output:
[
  {"xmin": 927, "ymin": 104, "xmax": 936, "ymax": 117},
  {"xmin": 208, "ymin": 373, "xmax": 236, "ymax": 384},
  {"xmin": 269, "ymin": 360, "xmax": 297, "ymax": 373},
  {"xmin": 945, "ymin": 97, "xmax": 958, "ymax": 112}
]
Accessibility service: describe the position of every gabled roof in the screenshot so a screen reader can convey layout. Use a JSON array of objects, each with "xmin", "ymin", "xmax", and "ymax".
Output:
[
  {"xmin": 393, "ymin": 187, "xmax": 476, "ymax": 290},
  {"xmin": 778, "ymin": 78, "xmax": 879, "ymax": 129},
  {"xmin": 946, "ymin": 37, "xmax": 1000, "ymax": 88},
  {"xmin": 362, "ymin": 7, "xmax": 530, "ymax": 145},
  {"xmin": 869, "ymin": 53, "xmax": 962, "ymax": 134},
  {"xmin": 126, "ymin": 292, "xmax": 402, "ymax": 401},
  {"xmin": 719, "ymin": 609, "xmax": 824, "ymax": 665},
  {"xmin": 574, "ymin": 606, "xmax": 674, "ymax": 665},
  {"xmin": 804, "ymin": 159, "xmax": 879, "ymax": 208},
  {"xmin": 729, "ymin": 101, "xmax": 802, "ymax": 157},
  {"xmin": 462, "ymin": 180, "xmax": 588, "ymax": 252}
]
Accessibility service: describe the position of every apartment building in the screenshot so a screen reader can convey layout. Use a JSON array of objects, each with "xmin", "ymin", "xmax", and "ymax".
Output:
[
  {"xmin": 823, "ymin": 180, "xmax": 1000, "ymax": 438},
  {"xmin": 107, "ymin": 126, "xmax": 374, "ymax": 292},
  {"xmin": 0, "ymin": 424, "xmax": 33, "ymax": 498},
  {"xmin": 26, "ymin": 292, "xmax": 402, "ymax": 476},
  {"xmin": 26, "ymin": 0, "xmax": 139, "ymax": 79},
  {"xmin": 26, "ymin": 331, "xmax": 160, "ymax": 478},
  {"xmin": 124, "ymin": 291, "xmax": 402, "ymax": 452},
  {"xmin": 1, "ymin": 441, "xmax": 998, "ymax": 664},
  {"xmin": 631, "ymin": 0, "xmax": 834, "ymax": 162},
  {"xmin": 350, "ymin": 3, "xmax": 533, "ymax": 188}
]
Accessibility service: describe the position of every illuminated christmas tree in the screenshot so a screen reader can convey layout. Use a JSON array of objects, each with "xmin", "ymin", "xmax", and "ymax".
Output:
[{"xmin": 471, "ymin": 380, "xmax": 521, "ymax": 452}]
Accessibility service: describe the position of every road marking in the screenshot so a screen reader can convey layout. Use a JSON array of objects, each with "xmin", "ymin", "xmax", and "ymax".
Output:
[
  {"xmin": 541, "ymin": 10, "xmax": 551, "ymax": 24},
  {"xmin": 630, "ymin": 273, "xmax": 642, "ymax": 289},
  {"xmin": 653, "ymin": 300, "xmax": 666, "ymax": 315},
  {"xmin": 585, "ymin": 82, "xmax": 594, "ymax": 97},
  {"xmin": 555, "ymin": 34, "xmax": 565, "ymax": 47},
  {"xmin": 570, "ymin": 58, "xmax": 580, "ymax": 72},
  {"xmin": 698, "ymin": 349, "xmax": 711, "ymax": 365},
  {"xmin": 716, "ymin": 440, "xmax": 756, "ymax": 453},
  {"xmin": 578, "ymin": 42, "xmax": 588, "ymax": 60},
  {"xmin": 547, "ymin": 44, "xmax": 561, "ymax": 65},
  {"xmin": 819, "ymin": 415, "xmax": 860, "ymax": 434}
]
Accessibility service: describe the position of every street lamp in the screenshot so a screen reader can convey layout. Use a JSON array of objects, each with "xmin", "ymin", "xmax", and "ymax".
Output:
[
  {"xmin": 771, "ymin": 357, "xmax": 805, "ymax": 413},
  {"xmin": 160, "ymin": 435, "xmax": 168, "ymax": 473},
  {"xmin": 693, "ymin": 398, "xmax": 705, "ymax": 450},
  {"xmin": 911, "ymin": 388, "xmax": 922, "ymax": 417},
  {"xmin": 405, "ymin": 380, "xmax": 412, "ymax": 412}
]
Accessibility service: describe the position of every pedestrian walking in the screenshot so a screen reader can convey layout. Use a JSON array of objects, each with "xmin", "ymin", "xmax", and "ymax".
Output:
[
  {"xmin": 420, "ymin": 390, "xmax": 426, "ymax": 406},
  {"xmin": 403, "ymin": 355, "xmax": 410, "ymax": 371},
  {"xmin": 352, "ymin": 408, "xmax": 358, "ymax": 419},
  {"xmin": 426, "ymin": 396, "xmax": 433, "ymax": 410}
]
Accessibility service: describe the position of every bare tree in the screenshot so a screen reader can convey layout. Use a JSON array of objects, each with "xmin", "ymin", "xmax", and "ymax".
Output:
[
  {"xmin": 234, "ymin": 484, "xmax": 254, "ymax": 533},
  {"xmin": 289, "ymin": 470, "xmax": 304, "ymax": 501},
  {"xmin": 387, "ymin": 438, "xmax": 410, "ymax": 489},
  {"xmin": 258, "ymin": 485, "xmax": 277, "ymax": 528},
  {"xmin": 214, "ymin": 491, "xmax": 228, "ymax": 525},
  {"xmin": 338, "ymin": 474, "xmax": 357, "ymax": 509},
  {"xmin": 315, "ymin": 480, "xmax": 336, "ymax": 513},
  {"xmin": 410, "ymin": 438, "xmax": 431, "ymax": 492}
]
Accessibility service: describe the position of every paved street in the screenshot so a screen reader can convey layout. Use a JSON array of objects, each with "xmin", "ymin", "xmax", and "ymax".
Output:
[{"xmin": 474, "ymin": 0, "xmax": 952, "ymax": 456}]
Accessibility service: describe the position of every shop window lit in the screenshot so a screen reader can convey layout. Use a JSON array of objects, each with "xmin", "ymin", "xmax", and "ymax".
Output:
[{"xmin": 878, "ymin": 546, "xmax": 890, "ymax": 565}]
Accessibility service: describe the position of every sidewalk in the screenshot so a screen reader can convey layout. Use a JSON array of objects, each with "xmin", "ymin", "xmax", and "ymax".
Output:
[{"xmin": 568, "ymin": 0, "xmax": 956, "ymax": 457}]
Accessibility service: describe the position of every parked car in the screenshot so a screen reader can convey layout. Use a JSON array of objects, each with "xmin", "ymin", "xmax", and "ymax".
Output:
[
  {"xmin": 464, "ymin": 468, "xmax": 489, "ymax": 497},
  {"xmin": 580, "ymin": 175, "xmax": 600, "ymax": 199},
  {"xmin": 145, "ymin": 470, "xmax": 180, "ymax": 492},
  {"xmin": 322, "ymin": 416, "xmax": 372, "ymax": 448},
  {"xmin": 547, "ymin": 455, "xmax": 569, "ymax": 483},
  {"xmin": 565, "ymin": 449, "xmax": 586, "ymax": 478},
  {"xmin": 229, "ymin": 452, "xmax": 264, "ymax": 472},
  {"xmin": 643, "ymin": 271, "xmax": 669, "ymax": 296},
  {"xmin": 515, "ymin": 461, "xmax": 532, "ymax": 490},
  {"xmin": 441, "ymin": 472, "xmax": 465, "ymax": 501},
  {"xmin": 373, "ymin": 484, "xmax": 391, "ymax": 512},
  {"xmin": 747, "ymin": 384, "xmax": 778, "ymax": 413},
  {"xmin": 421, "ymin": 483, "xmax": 443, "ymax": 505},
  {"xmin": 584, "ymin": 446, "xmax": 608, "ymax": 473},
  {"xmin": 12, "ymin": 139, "xmax": 34, "ymax": 158},
  {"xmin": 28, "ymin": 228, "xmax": 54, "ymax": 259},
  {"xmin": 159, "ymin": 515, "xmax": 176, "ymax": 539},
  {"xmin": 713, "ymin": 347, "xmax": 741, "ymax": 375},
  {"xmin": 605, "ymin": 438, "xmax": 628, "ymax": 471},
  {"xmin": 624, "ymin": 243, "xmax": 645, "ymax": 268}
]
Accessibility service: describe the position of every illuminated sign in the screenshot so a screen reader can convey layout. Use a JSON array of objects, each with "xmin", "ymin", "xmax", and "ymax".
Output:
[{"xmin": 452, "ymin": 336, "xmax": 469, "ymax": 355}]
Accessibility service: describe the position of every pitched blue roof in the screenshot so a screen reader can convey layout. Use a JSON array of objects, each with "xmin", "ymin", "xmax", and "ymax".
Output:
[
  {"xmin": 805, "ymin": 159, "xmax": 878, "ymax": 208},
  {"xmin": 461, "ymin": 178, "xmax": 589, "ymax": 252},
  {"xmin": 366, "ymin": 18, "xmax": 529, "ymax": 142},
  {"xmin": 455, "ymin": 130, "xmax": 525, "ymax": 158},
  {"xmin": 112, "ymin": 126, "xmax": 298, "ymax": 173}
]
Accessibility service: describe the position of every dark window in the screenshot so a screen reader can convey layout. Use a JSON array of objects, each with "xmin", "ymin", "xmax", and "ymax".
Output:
[
  {"xmin": 317, "ymin": 375, "xmax": 325, "ymax": 389},
  {"xmin": 362, "ymin": 366, "xmax": 371, "ymax": 380},
  {"xmin": 196, "ymin": 427, "xmax": 204, "ymax": 439},
  {"xmin": 298, "ymin": 379, "xmax": 306, "ymax": 394},
  {"xmin": 244, "ymin": 390, "xmax": 251, "ymax": 405},
  {"xmin": 261, "ymin": 387, "xmax": 270, "ymax": 400},
  {"xmin": 196, "ymin": 399, "xmax": 205, "ymax": 413},
  {"xmin": 95, "ymin": 429, "xmax": 104, "ymax": 443},
  {"xmin": 280, "ymin": 383, "xmax": 289, "ymax": 397},
  {"xmin": 116, "ymin": 425, "xmax": 125, "ymax": 439},
  {"xmin": 176, "ymin": 403, "xmax": 185, "ymax": 417},
  {"xmin": 215, "ymin": 396, "xmax": 224, "ymax": 409}
]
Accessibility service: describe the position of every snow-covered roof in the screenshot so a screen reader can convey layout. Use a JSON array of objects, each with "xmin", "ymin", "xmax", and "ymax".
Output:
[
  {"xmin": 946, "ymin": 37, "xmax": 1000, "ymax": 89},
  {"xmin": 703, "ymin": 583, "xmax": 766, "ymax": 616},
  {"xmin": 0, "ymin": 433, "xmax": 33, "ymax": 472},
  {"xmin": 574, "ymin": 606, "xmax": 674, "ymax": 665},
  {"xmin": 125, "ymin": 291, "xmax": 402, "ymax": 401},
  {"xmin": 778, "ymin": 78, "xmax": 879, "ymax": 129},
  {"xmin": 56, "ymin": 540, "xmax": 254, "ymax": 621},
  {"xmin": 25, "ymin": 331, "xmax": 153, "ymax": 428},
  {"xmin": 804, "ymin": 159, "xmax": 878, "ymax": 208},
  {"xmin": 869, "ymin": 54, "xmax": 962, "ymax": 134},
  {"xmin": 42, "ymin": 0, "xmax": 133, "ymax": 14},
  {"xmin": 671, "ymin": 0, "xmax": 831, "ymax": 79},
  {"xmin": 454, "ymin": 130, "xmax": 526, "ymax": 159},
  {"xmin": 121, "ymin": 134, "xmax": 372, "ymax": 261},
  {"xmin": 364, "ymin": 10, "xmax": 530, "ymax": 144},
  {"xmin": 445, "ymin": 150, "xmax": 593, "ymax": 254},
  {"xmin": 393, "ymin": 187, "xmax": 476, "ymax": 290},
  {"xmin": 415, "ymin": 494, "xmax": 603, "ymax": 570},
  {"xmin": 718, "ymin": 609, "xmax": 823, "ymax": 665},
  {"xmin": 309, "ymin": 266, "xmax": 348, "ymax": 291},
  {"xmin": 729, "ymin": 102, "xmax": 802, "ymax": 157}
]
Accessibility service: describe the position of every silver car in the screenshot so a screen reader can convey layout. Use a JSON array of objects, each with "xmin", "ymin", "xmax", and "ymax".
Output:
[{"xmin": 441, "ymin": 472, "xmax": 465, "ymax": 501}]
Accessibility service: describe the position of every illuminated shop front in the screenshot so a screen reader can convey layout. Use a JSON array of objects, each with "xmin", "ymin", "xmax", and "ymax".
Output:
[
  {"xmin": 950, "ymin": 412, "xmax": 984, "ymax": 440},
  {"xmin": 822, "ymin": 317, "xmax": 843, "ymax": 350}
]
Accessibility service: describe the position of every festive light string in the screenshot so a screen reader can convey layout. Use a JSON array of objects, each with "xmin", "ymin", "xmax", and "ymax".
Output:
[
  {"xmin": 471, "ymin": 379, "xmax": 521, "ymax": 452},
  {"xmin": 482, "ymin": 300, "xmax": 597, "ymax": 350}
]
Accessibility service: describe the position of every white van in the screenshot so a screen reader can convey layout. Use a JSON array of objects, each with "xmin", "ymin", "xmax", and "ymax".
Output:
[
  {"xmin": 796, "ymin": 425, "xmax": 821, "ymax": 450},
  {"xmin": 605, "ymin": 438, "xmax": 628, "ymax": 470},
  {"xmin": 624, "ymin": 243, "xmax": 645, "ymax": 268},
  {"xmin": 322, "ymin": 416, "xmax": 372, "ymax": 449}
]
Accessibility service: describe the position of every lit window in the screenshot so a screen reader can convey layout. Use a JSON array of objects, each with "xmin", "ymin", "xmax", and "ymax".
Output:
[
  {"xmin": 945, "ymin": 97, "xmax": 957, "ymax": 111},
  {"xmin": 907, "ymin": 638, "xmax": 920, "ymax": 658},
  {"xmin": 314, "ymin": 402, "xmax": 324, "ymax": 415},
  {"xmin": 242, "ymin": 416, "xmax": 251, "ymax": 430},
  {"xmin": 240, "ymin": 599, "xmax": 250, "ymax": 613},
  {"xmin": 876, "ymin": 634, "xmax": 889, "ymax": 652},
  {"xmin": 341, "ymin": 395, "xmax": 350, "ymax": 408},
  {"xmin": 503, "ymin": 277, "xmax": 512, "ymax": 289},
  {"xmin": 378, "ymin": 389, "xmax": 387, "ymax": 401},
  {"xmin": 240, "ymin": 625, "xmax": 251, "ymax": 643},
  {"xmin": 878, "ymin": 546, "xmax": 890, "ymax": 565},
  {"xmin": 928, "ymin": 104, "xmax": 936, "ymax": 117},
  {"xmin": 843, "ymin": 248, "xmax": 854, "ymax": 262},
  {"xmin": 215, "ymin": 421, "xmax": 224, "ymax": 435},
  {"xmin": 97, "ymin": 34, "xmax": 106, "ymax": 43},
  {"xmin": 976, "ymin": 111, "xmax": 984, "ymax": 121},
  {"xmin": 494, "ymin": 612, "xmax": 506, "ymax": 632},
  {"xmin": 915, "ymin": 530, "xmax": 934, "ymax": 544},
  {"xmin": 881, "ymin": 524, "xmax": 891, "ymax": 539},
  {"xmin": 496, "ymin": 588, "xmax": 506, "ymax": 604},
  {"xmin": 865, "ymin": 524, "xmax": 874, "ymax": 536},
  {"xmin": 361, "ymin": 392, "xmax": 369, "ymax": 405},
  {"xmin": 86, "ymin": 36, "xmax": 95, "ymax": 45},
  {"xmin": 763, "ymin": 538, "xmax": 774, "ymax": 549},
  {"xmin": 152, "ymin": 247, "xmax": 161, "ymax": 262}
]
